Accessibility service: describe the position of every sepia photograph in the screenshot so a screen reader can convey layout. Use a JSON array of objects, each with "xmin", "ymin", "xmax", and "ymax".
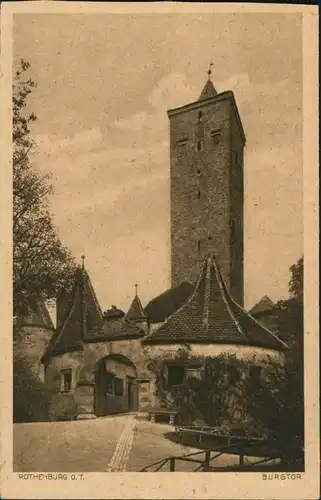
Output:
[{"xmin": 0, "ymin": 2, "xmax": 319, "ymax": 499}]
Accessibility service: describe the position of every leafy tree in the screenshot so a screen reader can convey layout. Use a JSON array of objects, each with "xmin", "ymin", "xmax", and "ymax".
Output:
[
  {"xmin": 245, "ymin": 257, "xmax": 304, "ymax": 469},
  {"xmin": 276, "ymin": 257, "xmax": 303, "ymax": 353},
  {"xmin": 13, "ymin": 60, "xmax": 77, "ymax": 317},
  {"xmin": 289, "ymin": 257, "xmax": 303, "ymax": 301}
]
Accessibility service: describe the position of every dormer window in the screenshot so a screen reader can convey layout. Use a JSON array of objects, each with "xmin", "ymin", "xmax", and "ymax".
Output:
[{"xmin": 198, "ymin": 110, "xmax": 203, "ymax": 122}]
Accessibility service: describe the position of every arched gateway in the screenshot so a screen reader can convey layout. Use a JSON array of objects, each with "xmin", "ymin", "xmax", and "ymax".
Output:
[{"xmin": 94, "ymin": 354, "xmax": 138, "ymax": 417}]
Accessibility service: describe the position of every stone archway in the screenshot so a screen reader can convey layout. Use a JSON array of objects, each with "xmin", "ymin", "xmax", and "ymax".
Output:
[{"xmin": 94, "ymin": 354, "xmax": 138, "ymax": 417}]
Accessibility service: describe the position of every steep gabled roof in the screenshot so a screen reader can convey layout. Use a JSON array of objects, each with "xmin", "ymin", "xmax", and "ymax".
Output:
[
  {"xmin": 143, "ymin": 253, "xmax": 287, "ymax": 351},
  {"xmin": 126, "ymin": 295, "xmax": 147, "ymax": 322},
  {"xmin": 15, "ymin": 300, "xmax": 54, "ymax": 330},
  {"xmin": 43, "ymin": 267, "xmax": 145, "ymax": 360},
  {"xmin": 43, "ymin": 266, "xmax": 103, "ymax": 359},
  {"xmin": 249, "ymin": 296, "xmax": 276, "ymax": 317},
  {"xmin": 144, "ymin": 281, "xmax": 194, "ymax": 323}
]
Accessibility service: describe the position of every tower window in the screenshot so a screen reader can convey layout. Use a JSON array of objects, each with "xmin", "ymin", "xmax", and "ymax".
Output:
[
  {"xmin": 211, "ymin": 129, "xmax": 221, "ymax": 144},
  {"xmin": 249, "ymin": 365, "xmax": 262, "ymax": 388},
  {"xmin": 198, "ymin": 240, "xmax": 201, "ymax": 253},
  {"xmin": 60, "ymin": 369, "xmax": 72, "ymax": 392},
  {"xmin": 176, "ymin": 138, "xmax": 187, "ymax": 152},
  {"xmin": 197, "ymin": 169, "xmax": 201, "ymax": 175},
  {"xmin": 227, "ymin": 365, "xmax": 240, "ymax": 386},
  {"xmin": 198, "ymin": 110, "xmax": 203, "ymax": 122},
  {"xmin": 196, "ymin": 140, "xmax": 203, "ymax": 152},
  {"xmin": 197, "ymin": 187, "xmax": 201, "ymax": 199}
]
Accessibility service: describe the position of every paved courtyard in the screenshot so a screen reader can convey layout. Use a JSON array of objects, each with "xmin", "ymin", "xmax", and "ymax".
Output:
[{"xmin": 13, "ymin": 414, "xmax": 273, "ymax": 472}]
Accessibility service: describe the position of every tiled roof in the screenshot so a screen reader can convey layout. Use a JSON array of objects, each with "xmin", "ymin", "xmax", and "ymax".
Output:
[
  {"xmin": 43, "ymin": 266, "xmax": 103, "ymax": 359},
  {"xmin": 103, "ymin": 306, "xmax": 125, "ymax": 319},
  {"xmin": 43, "ymin": 267, "xmax": 144, "ymax": 360},
  {"xmin": 15, "ymin": 300, "xmax": 54, "ymax": 330},
  {"xmin": 126, "ymin": 295, "xmax": 147, "ymax": 322},
  {"xmin": 199, "ymin": 80, "xmax": 217, "ymax": 100},
  {"xmin": 249, "ymin": 296, "xmax": 276, "ymax": 317},
  {"xmin": 143, "ymin": 253, "xmax": 287, "ymax": 351},
  {"xmin": 96, "ymin": 316, "xmax": 145, "ymax": 341},
  {"xmin": 144, "ymin": 281, "xmax": 194, "ymax": 323}
]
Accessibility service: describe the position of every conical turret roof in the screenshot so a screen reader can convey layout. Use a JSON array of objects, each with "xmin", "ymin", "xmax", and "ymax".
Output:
[
  {"xmin": 199, "ymin": 79, "xmax": 217, "ymax": 100},
  {"xmin": 143, "ymin": 253, "xmax": 287, "ymax": 351},
  {"xmin": 249, "ymin": 296, "xmax": 276, "ymax": 317},
  {"xmin": 126, "ymin": 294, "xmax": 147, "ymax": 322},
  {"xmin": 15, "ymin": 300, "xmax": 54, "ymax": 330}
]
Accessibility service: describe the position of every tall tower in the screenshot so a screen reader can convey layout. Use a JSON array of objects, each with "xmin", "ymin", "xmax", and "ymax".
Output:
[{"xmin": 168, "ymin": 67, "xmax": 246, "ymax": 305}]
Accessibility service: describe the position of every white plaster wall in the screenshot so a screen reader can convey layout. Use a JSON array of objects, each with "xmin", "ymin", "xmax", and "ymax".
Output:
[{"xmin": 146, "ymin": 343, "xmax": 284, "ymax": 365}]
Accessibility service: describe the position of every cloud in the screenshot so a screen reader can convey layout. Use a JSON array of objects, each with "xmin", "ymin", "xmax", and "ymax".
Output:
[
  {"xmin": 35, "ymin": 127, "xmax": 103, "ymax": 158},
  {"xmin": 148, "ymin": 72, "xmax": 198, "ymax": 111},
  {"xmin": 114, "ymin": 112, "xmax": 148, "ymax": 131}
]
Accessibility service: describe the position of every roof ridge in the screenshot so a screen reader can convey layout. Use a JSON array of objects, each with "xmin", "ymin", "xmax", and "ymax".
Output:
[
  {"xmin": 44, "ymin": 293, "xmax": 78, "ymax": 357},
  {"xmin": 227, "ymin": 293, "xmax": 288, "ymax": 350},
  {"xmin": 84, "ymin": 269, "xmax": 103, "ymax": 319},
  {"xmin": 143, "ymin": 262, "xmax": 208, "ymax": 341},
  {"xmin": 145, "ymin": 281, "xmax": 194, "ymax": 306},
  {"xmin": 211, "ymin": 256, "xmax": 247, "ymax": 339}
]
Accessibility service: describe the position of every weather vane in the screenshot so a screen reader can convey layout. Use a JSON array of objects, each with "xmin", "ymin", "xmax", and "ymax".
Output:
[
  {"xmin": 81, "ymin": 255, "xmax": 85, "ymax": 269},
  {"xmin": 135, "ymin": 284, "xmax": 138, "ymax": 296},
  {"xmin": 208, "ymin": 62, "xmax": 214, "ymax": 80}
]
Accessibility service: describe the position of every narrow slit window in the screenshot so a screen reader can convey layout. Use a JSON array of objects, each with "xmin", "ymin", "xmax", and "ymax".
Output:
[
  {"xmin": 198, "ymin": 110, "xmax": 203, "ymax": 122},
  {"xmin": 196, "ymin": 140, "xmax": 203, "ymax": 152},
  {"xmin": 211, "ymin": 129, "xmax": 221, "ymax": 144},
  {"xmin": 61, "ymin": 369, "xmax": 72, "ymax": 393},
  {"xmin": 197, "ymin": 187, "xmax": 201, "ymax": 199},
  {"xmin": 198, "ymin": 240, "xmax": 201, "ymax": 253},
  {"xmin": 249, "ymin": 365, "xmax": 262, "ymax": 387}
]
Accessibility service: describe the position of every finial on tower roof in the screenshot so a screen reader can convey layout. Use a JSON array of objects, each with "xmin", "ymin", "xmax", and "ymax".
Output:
[
  {"xmin": 135, "ymin": 284, "xmax": 138, "ymax": 296},
  {"xmin": 207, "ymin": 62, "xmax": 214, "ymax": 81},
  {"xmin": 81, "ymin": 255, "xmax": 85, "ymax": 269}
]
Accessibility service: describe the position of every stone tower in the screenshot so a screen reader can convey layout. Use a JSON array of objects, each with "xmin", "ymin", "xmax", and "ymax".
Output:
[{"xmin": 167, "ymin": 68, "xmax": 246, "ymax": 305}]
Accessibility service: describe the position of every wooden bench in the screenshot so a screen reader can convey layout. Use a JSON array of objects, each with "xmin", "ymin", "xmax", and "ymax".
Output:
[{"xmin": 148, "ymin": 409, "xmax": 178, "ymax": 425}]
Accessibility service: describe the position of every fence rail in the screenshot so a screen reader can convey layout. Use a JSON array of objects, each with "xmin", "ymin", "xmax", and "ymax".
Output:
[{"xmin": 140, "ymin": 439, "xmax": 277, "ymax": 472}]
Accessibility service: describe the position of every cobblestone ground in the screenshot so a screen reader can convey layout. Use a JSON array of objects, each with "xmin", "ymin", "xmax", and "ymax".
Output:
[{"xmin": 14, "ymin": 415, "xmax": 275, "ymax": 472}]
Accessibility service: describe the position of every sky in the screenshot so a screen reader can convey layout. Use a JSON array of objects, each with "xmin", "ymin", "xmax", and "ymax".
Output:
[{"xmin": 13, "ymin": 12, "xmax": 303, "ymax": 317}]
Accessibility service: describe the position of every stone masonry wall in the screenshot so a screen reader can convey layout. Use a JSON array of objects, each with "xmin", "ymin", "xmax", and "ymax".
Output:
[
  {"xmin": 14, "ymin": 325, "xmax": 53, "ymax": 382},
  {"xmin": 229, "ymin": 109, "xmax": 245, "ymax": 305},
  {"xmin": 169, "ymin": 95, "xmax": 244, "ymax": 294}
]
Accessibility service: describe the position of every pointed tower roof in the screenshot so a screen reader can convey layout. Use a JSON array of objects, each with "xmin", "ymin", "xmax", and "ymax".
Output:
[
  {"xmin": 43, "ymin": 260, "xmax": 103, "ymax": 359},
  {"xmin": 198, "ymin": 63, "xmax": 218, "ymax": 100},
  {"xmin": 126, "ymin": 285, "xmax": 147, "ymax": 322},
  {"xmin": 143, "ymin": 253, "xmax": 287, "ymax": 351},
  {"xmin": 15, "ymin": 300, "xmax": 54, "ymax": 330},
  {"xmin": 249, "ymin": 296, "xmax": 276, "ymax": 317}
]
